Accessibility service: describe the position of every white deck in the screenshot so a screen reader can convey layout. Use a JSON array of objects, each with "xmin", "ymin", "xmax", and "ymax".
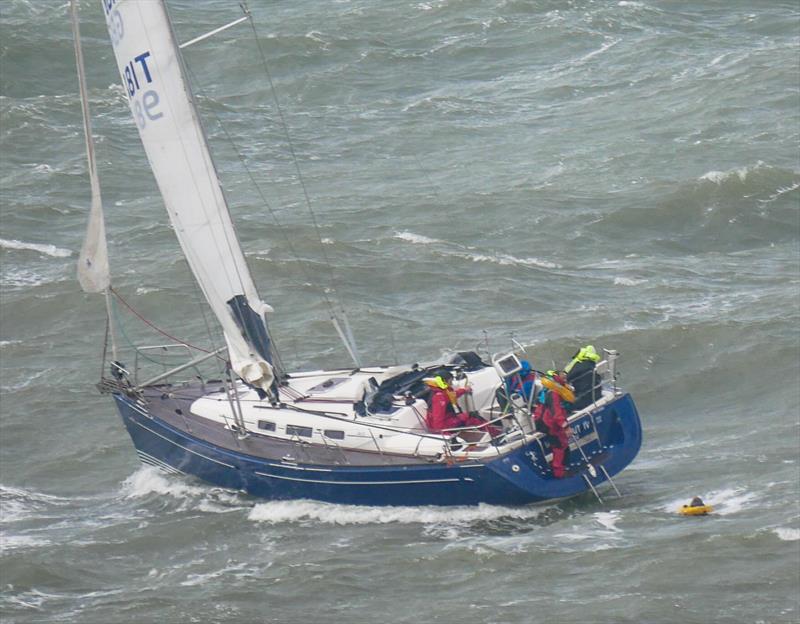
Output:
[{"xmin": 188, "ymin": 364, "xmax": 613, "ymax": 462}]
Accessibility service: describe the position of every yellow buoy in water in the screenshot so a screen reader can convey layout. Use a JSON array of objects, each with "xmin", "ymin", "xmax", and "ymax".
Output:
[{"xmin": 679, "ymin": 496, "xmax": 713, "ymax": 516}]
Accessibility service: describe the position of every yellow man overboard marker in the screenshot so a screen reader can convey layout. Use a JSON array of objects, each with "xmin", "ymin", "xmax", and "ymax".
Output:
[{"xmin": 679, "ymin": 496, "xmax": 713, "ymax": 516}]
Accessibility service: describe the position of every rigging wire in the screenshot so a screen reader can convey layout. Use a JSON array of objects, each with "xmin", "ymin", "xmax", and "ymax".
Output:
[
  {"xmin": 109, "ymin": 286, "xmax": 218, "ymax": 356},
  {"xmin": 240, "ymin": 3, "xmax": 362, "ymax": 361},
  {"xmin": 181, "ymin": 11, "xmax": 359, "ymax": 366}
]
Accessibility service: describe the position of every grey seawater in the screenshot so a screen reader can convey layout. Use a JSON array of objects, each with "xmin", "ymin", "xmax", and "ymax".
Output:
[{"xmin": 1, "ymin": 0, "xmax": 798, "ymax": 622}]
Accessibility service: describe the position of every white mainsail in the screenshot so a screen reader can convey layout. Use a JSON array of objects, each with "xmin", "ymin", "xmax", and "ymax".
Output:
[
  {"xmin": 100, "ymin": 0, "xmax": 275, "ymax": 391},
  {"xmin": 71, "ymin": 1, "xmax": 110, "ymax": 294}
]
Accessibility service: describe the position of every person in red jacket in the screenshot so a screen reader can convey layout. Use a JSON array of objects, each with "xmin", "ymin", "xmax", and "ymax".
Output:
[
  {"xmin": 533, "ymin": 380, "xmax": 572, "ymax": 478},
  {"xmin": 425, "ymin": 372, "xmax": 496, "ymax": 435}
]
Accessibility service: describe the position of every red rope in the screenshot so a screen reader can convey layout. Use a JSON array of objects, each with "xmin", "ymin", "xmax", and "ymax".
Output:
[{"xmin": 110, "ymin": 286, "xmax": 214, "ymax": 354}]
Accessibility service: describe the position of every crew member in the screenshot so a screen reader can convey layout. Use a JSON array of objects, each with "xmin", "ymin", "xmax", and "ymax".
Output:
[
  {"xmin": 425, "ymin": 371, "xmax": 498, "ymax": 435},
  {"xmin": 564, "ymin": 344, "xmax": 601, "ymax": 410},
  {"xmin": 505, "ymin": 359, "xmax": 537, "ymax": 402},
  {"xmin": 533, "ymin": 378, "xmax": 571, "ymax": 478}
]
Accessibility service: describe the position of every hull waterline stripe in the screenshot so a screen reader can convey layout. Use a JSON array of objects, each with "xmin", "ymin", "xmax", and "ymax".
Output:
[
  {"xmin": 253, "ymin": 471, "xmax": 463, "ymax": 486},
  {"xmin": 130, "ymin": 418, "xmax": 236, "ymax": 469}
]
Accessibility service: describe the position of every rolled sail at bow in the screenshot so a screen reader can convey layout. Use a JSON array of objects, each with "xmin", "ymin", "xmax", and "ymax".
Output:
[{"xmin": 101, "ymin": 0, "xmax": 276, "ymax": 392}]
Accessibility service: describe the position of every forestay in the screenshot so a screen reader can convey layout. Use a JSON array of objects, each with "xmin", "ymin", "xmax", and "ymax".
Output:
[{"xmin": 100, "ymin": 0, "xmax": 276, "ymax": 392}]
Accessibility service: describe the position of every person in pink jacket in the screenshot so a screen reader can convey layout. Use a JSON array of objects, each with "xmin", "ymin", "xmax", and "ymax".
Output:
[
  {"xmin": 533, "ymin": 379, "xmax": 572, "ymax": 478},
  {"xmin": 425, "ymin": 372, "xmax": 493, "ymax": 434}
]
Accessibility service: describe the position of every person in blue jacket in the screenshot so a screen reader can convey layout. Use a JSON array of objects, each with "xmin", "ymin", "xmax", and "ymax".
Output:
[{"xmin": 505, "ymin": 359, "xmax": 536, "ymax": 402}]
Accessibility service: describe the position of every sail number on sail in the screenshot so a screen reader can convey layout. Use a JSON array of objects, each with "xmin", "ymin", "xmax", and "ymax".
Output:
[
  {"xmin": 102, "ymin": 1, "xmax": 124, "ymax": 47},
  {"xmin": 101, "ymin": 0, "xmax": 163, "ymax": 129},
  {"xmin": 123, "ymin": 51, "xmax": 163, "ymax": 128}
]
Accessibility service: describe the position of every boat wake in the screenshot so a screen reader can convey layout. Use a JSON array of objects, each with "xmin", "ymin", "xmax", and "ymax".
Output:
[{"xmin": 248, "ymin": 499, "xmax": 554, "ymax": 526}]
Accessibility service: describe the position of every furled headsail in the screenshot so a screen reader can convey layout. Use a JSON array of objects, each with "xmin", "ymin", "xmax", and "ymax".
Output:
[
  {"xmin": 100, "ymin": 0, "xmax": 276, "ymax": 392},
  {"xmin": 71, "ymin": 0, "xmax": 110, "ymax": 294}
]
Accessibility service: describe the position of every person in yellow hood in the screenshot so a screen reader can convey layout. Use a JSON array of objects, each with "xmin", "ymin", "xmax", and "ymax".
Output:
[
  {"xmin": 564, "ymin": 345, "xmax": 601, "ymax": 410},
  {"xmin": 424, "ymin": 371, "xmax": 498, "ymax": 435}
]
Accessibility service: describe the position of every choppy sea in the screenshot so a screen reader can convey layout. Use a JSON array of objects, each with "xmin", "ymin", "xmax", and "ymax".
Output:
[{"xmin": 1, "ymin": 1, "xmax": 799, "ymax": 622}]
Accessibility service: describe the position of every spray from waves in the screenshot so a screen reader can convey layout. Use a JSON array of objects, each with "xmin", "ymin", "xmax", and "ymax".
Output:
[
  {"xmin": 249, "ymin": 499, "xmax": 551, "ymax": 526},
  {"xmin": 0, "ymin": 238, "xmax": 72, "ymax": 258},
  {"xmin": 393, "ymin": 231, "xmax": 559, "ymax": 269},
  {"xmin": 121, "ymin": 466, "xmax": 249, "ymax": 513}
]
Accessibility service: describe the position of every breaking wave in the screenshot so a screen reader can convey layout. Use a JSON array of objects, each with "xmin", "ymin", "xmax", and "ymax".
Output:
[
  {"xmin": 0, "ymin": 238, "xmax": 72, "ymax": 258},
  {"xmin": 393, "ymin": 230, "xmax": 560, "ymax": 268},
  {"xmin": 121, "ymin": 467, "xmax": 248, "ymax": 513},
  {"xmin": 773, "ymin": 528, "xmax": 800, "ymax": 541},
  {"xmin": 393, "ymin": 231, "xmax": 441, "ymax": 245}
]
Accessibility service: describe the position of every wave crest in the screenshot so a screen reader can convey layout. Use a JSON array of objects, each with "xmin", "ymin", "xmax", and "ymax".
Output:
[{"xmin": 0, "ymin": 238, "xmax": 72, "ymax": 258}]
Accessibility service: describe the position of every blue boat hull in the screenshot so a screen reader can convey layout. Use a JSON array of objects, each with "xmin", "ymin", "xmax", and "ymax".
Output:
[{"xmin": 113, "ymin": 392, "xmax": 642, "ymax": 506}]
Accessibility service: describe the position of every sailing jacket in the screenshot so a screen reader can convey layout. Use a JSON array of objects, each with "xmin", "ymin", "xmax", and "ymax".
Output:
[
  {"xmin": 427, "ymin": 385, "xmax": 471, "ymax": 432},
  {"xmin": 534, "ymin": 391, "xmax": 569, "ymax": 446}
]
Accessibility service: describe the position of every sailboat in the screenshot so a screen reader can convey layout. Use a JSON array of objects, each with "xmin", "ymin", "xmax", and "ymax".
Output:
[{"xmin": 72, "ymin": 0, "xmax": 642, "ymax": 506}]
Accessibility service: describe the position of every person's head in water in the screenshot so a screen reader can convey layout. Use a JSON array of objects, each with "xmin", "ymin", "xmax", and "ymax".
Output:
[{"xmin": 690, "ymin": 496, "xmax": 705, "ymax": 507}]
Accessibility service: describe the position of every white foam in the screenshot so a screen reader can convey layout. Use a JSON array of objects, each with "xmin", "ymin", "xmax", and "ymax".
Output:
[
  {"xmin": 121, "ymin": 467, "xmax": 248, "ymax": 513},
  {"xmin": 773, "ymin": 528, "xmax": 800, "ymax": 541},
  {"xmin": 465, "ymin": 252, "xmax": 559, "ymax": 269},
  {"xmin": 393, "ymin": 231, "xmax": 559, "ymax": 269},
  {"xmin": 1, "ymin": 369, "xmax": 50, "ymax": 393},
  {"xmin": 761, "ymin": 182, "xmax": 800, "ymax": 205},
  {"xmin": 578, "ymin": 39, "xmax": 619, "ymax": 64},
  {"xmin": 613, "ymin": 277, "xmax": 647, "ymax": 286},
  {"xmin": 122, "ymin": 466, "xmax": 206, "ymax": 500},
  {"xmin": 0, "ymin": 485, "xmax": 66, "ymax": 523},
  {"xmin": 594, "ymin": 511, "xmax": 622, "ymax": 532},
  {"xmin": 394, "ymin": 231, "xmax": 441, "ymax": 245},
  {"xmin": 0, "ymin": 533, "xmax": 50, "ymax": 552},
  {"xmin": 664, "ymin": 487, "xmax": 758, "ymax": 516},
  {"xmin": 179, "ymin": 562, "xmax": 252, "ymax": 587},
  {"xmin": 249, "ymin": 499, "xmax": 548, "ymax": 525},
  {"xmin": 0, "ymin": 238, "xmax": 71, "ymax": 258},
  {"xmin": 1, "ymin": 269, "xmax": 47, "ymax": 288},
  {"xmin": 699, "ymin": 162, "xmax": 764, "ymax": 185}
]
